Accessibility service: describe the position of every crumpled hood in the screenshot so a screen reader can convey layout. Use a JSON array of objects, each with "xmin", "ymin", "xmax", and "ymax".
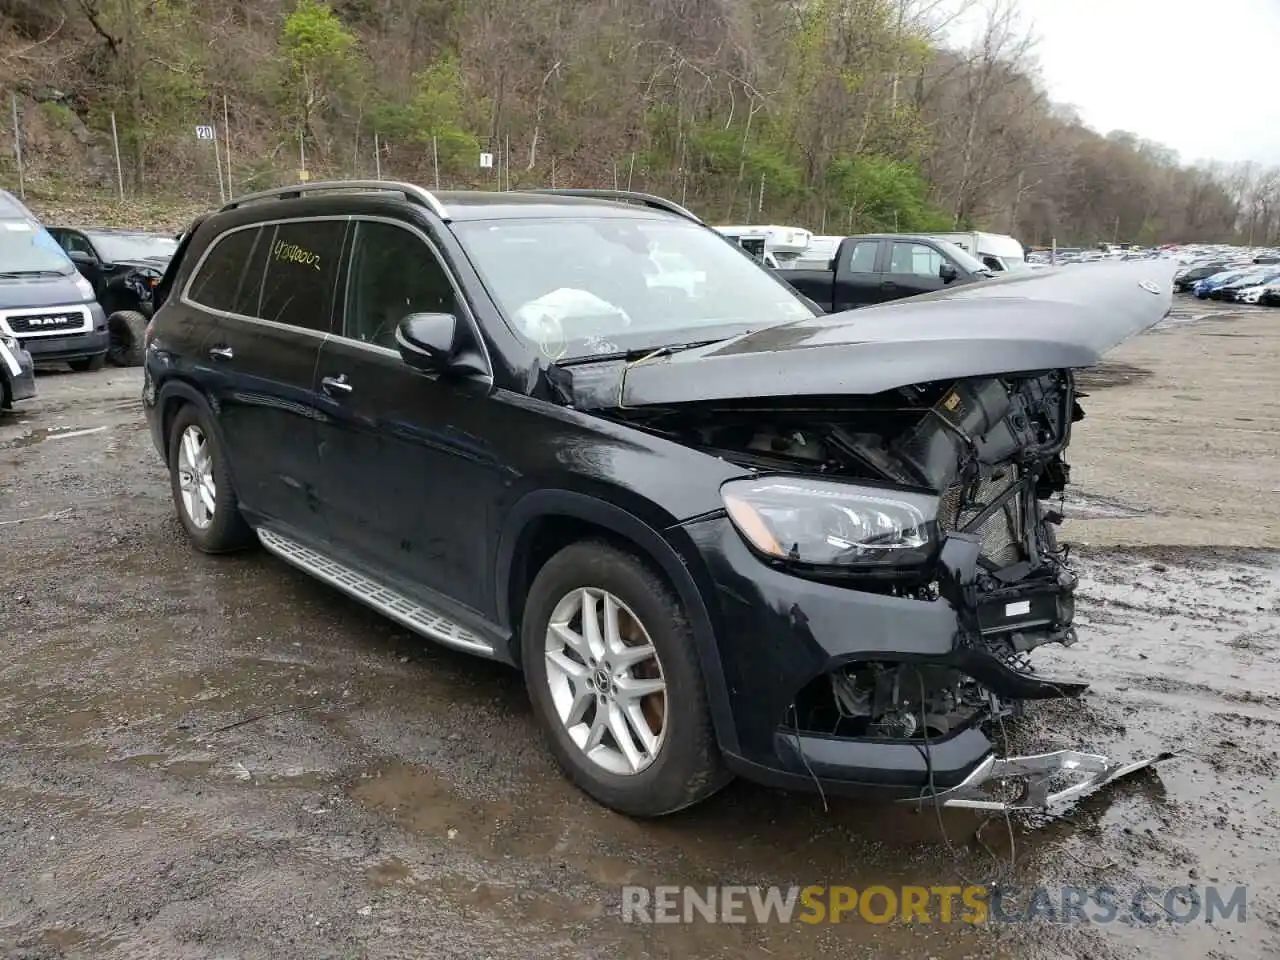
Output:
[{"xmin": 573, "ymin": 259, "xmax": 1176, "ymax": 409}]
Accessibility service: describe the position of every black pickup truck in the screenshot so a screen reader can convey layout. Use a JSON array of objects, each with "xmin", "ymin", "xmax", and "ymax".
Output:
[{"xmin": 776, "ymin": 233, "xmax": 993, "ymax": 312}]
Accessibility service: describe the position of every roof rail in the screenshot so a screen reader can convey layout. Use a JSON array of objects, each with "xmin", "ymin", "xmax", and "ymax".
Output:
[
  {"xmin": 218, "ymin": 179, "xmax": 449, "ymax": 220},
  {"xmin": 523, "ymin": 188, "xmax": 702, "ymax": 224}
]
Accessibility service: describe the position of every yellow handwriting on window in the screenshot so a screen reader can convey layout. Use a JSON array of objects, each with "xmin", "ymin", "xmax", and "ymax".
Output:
[{"xmin": 273, "ymin": 239, "xmax": 321, "ymax": 271}]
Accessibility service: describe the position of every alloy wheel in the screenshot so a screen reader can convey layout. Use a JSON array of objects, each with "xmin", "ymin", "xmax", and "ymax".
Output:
[
  {"xmin": 543, "ymin": 587, "xmax": 668, "ymax": 776},
  {"xmin": 176, "ymin": 424, "xmax": 216, "ymax": 530}
]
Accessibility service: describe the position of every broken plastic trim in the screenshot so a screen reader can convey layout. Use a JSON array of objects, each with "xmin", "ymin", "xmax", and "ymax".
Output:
[{"xmin": 911, "ymin": 749, "xmax": 1175, "ymax": 812}]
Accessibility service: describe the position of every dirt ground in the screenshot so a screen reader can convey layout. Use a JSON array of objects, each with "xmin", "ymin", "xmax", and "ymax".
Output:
[{"xmin": 2, "ymin": 296, "xmax": 1278, "ymax": 959}]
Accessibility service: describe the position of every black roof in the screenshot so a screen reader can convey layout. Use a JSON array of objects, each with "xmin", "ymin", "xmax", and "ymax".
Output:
[{"xmin": 431, "ymin": 190, "xmax": 672, "ymax": 221}]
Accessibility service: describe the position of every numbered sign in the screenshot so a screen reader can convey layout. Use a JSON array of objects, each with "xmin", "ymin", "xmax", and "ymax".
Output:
[
  {"xmin": 479, "ymin": 152, "xmax": 494, "ymax": 169},
  {"xmin": 194, "ymin": 125, "xmax": 215, "ymax": 141}
]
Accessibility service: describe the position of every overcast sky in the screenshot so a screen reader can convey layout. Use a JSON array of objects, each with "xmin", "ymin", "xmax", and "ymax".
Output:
[{"xmin": 948, "ymin": 0, "xmax": 1280, "ymax": 168}]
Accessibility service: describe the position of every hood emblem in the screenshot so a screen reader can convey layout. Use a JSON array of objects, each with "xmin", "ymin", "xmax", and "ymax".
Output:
[{"xmin": 1138, "ymin": 280, "xmax": 1161, "ymax": 294}]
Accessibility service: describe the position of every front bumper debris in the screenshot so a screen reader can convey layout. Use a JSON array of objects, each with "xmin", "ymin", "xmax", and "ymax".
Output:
[{"xmin": 909, "ymin": 749, "xmax": 1175, "ymax": 812}]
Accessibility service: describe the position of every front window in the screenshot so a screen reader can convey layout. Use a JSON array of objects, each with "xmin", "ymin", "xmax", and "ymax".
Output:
[
  {"xmin": 933, "ymin": 239, "xmax": 989, "ymax": 274},
  {"xmin": 0, "ymin": 220, "xmax": 75, "ymax": 275},
  {"xmin": 88, "ymin": 232, "xmax": 178, "ymax": 262},
  {"xmin": 453, "ymin": 217, "xmax": 816, "ymax": 360}
]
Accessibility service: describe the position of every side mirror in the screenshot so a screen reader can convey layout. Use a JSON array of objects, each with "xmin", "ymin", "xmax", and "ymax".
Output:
[
  {"xmin": 396, "ymin": 312, "xmax": 457, "ymax": 372},
  {"xmin": 939, "ymin": 262, "xmax": 958, "ymax": 282},
  {"xmin": 67, "ymin": 249, "xmax": 96, "ymax": 266}
]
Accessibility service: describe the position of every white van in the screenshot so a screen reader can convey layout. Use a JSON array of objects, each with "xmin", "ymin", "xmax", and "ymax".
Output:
[{"xmin": 928, "ymin": 231, "xmax": 1029, "ymax": 273}]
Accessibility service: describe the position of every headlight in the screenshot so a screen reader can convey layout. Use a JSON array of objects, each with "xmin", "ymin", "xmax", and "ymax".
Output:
[
  {"xmin": 721, "ymin": 477, "xmax": 939, "ymax": 569},
  {"xmin": 73, "ymin": 273, "xmax": 94, "ymax": 299}
]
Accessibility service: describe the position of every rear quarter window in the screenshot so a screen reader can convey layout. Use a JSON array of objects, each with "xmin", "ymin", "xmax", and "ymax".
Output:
[{"xmin": 186, "ymin": 227, "xmax": 263, "ymax": 315}]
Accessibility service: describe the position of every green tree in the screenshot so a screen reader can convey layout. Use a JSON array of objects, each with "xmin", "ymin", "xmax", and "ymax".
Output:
[{"xmin": 281, "ymin": 0, "xmax": 361, "ymax": 154}]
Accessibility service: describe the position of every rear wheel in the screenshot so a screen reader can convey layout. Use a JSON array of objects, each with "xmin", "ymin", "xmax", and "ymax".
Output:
[
  {"xmin": 521, "ymin": 540, "xmax": 729, "ymax": 817},
  {"xmin": 106, "ymin": 310, "xmax": 148, "ymax": 367},
  {"xmin": 167, "ymin": 404, "xmax": 253, "ymax": 553},
  {"xmin": 67, "ymin": 354, "xmax": 105, "ymax": 372}
]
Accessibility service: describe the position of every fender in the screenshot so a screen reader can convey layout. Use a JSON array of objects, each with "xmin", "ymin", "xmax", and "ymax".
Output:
[
  {"xmin": 495, "ymin": 488, "xmax": 741, "ymax": 755},
  {"xmin": 154, "ymin": 377, "xmax": 245, "ymax": 496}
]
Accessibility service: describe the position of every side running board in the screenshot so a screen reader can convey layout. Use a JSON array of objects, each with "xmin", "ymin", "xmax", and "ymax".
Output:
[{"xmin": 256, "ymin": 527, "xmax": 496, "ymax": 658}]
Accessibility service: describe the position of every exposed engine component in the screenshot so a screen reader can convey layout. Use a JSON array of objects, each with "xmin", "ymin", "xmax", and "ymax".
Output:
[{"xmin": 792, "ymin": 662, "xmax": 998, "ymax": 740}]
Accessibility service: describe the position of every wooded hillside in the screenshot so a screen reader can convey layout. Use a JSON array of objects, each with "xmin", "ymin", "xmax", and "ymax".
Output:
[{"xmin": 2, "ymin": 0, "xmax": 1278, "ymax": 245}]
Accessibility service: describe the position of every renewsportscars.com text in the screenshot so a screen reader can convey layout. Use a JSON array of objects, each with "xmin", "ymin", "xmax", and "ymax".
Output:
[{"xmin": 621, "ymin": 884, "xmax": 1248, "ymax": 925}]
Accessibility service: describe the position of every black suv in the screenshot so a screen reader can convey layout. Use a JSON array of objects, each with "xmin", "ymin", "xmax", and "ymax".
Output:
[
  {"xmin": 48, "ymin": 226, "xmax": 177, "ymax": 367},
  {"xmin": 143, "ymin": 181, "xmax": 1173, "ymax": 817}
]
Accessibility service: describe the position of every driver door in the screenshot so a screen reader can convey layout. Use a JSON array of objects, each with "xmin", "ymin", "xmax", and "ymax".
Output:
[
  {"xmin": 882, "ymin": 240, "xmax": 950, "ymax": 300},
  {"xmin": 311, "ymin": 217, "xmax": 501, "ymax": 613}
]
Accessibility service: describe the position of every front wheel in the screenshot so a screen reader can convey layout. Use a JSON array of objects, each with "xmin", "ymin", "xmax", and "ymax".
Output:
[
  {"xmin": 167, "ymin": 404, "xmax": 253, "ymax": 553},
  {"xmin": 106, "ymin": 310, "xmax": 148, "ymax": 367},
  {"xmin": 521, "ymin": 541, "xmax": 729, "ymax": 817}
]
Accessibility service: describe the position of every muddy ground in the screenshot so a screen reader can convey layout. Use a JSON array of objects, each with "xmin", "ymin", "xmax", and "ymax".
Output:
[{"xmin": 1, "ymin": 296, "xmax": 1278, "ymax": 959}]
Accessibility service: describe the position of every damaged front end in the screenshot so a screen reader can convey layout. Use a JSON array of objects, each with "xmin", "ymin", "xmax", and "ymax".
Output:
[{"xmin": 602, "ymin": 369, "xmax": 1162, "ymax": 811}]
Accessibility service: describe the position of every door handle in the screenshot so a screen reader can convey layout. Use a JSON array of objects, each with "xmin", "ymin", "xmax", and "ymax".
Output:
[
  {"xmin": 208, "ymin": 345, "xmax": 233, "ymax": 360},
  {"xmin": 321, "ymin": 374, "xmax": 353, "ymax": 396}
]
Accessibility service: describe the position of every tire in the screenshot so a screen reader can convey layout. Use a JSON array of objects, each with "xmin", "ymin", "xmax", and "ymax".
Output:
[
  {"xmin": 106, "ymin": 310, "xmax": 148, "ymax": 367},
  {"xmin": 521, "ymin": 540, "xmax": 729, "ymax": 817},
  {"xmin": 67, "ymin": 353, "xmax": 106, "ymax": 372},
  {"xmin": 167, "ymin": 403, "xmax": 253, "ymax": 553}
]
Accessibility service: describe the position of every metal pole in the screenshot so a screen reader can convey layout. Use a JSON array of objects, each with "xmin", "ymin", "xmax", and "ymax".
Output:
[
  {"xmin": 627, "ymin": 152, "xmax": 635, "ymax": 190},
  {"xmin": 758, "ymin": 173, "xmax": 765, "ymax": 216},
  {"xmin": 11, "ymin": 93, "xmax": 25, "ymax": 200},
  {"xmin": 504, "ymin": 133, "xmax": 510, "ymax": 190},
  {"xmin": 550, "ymin": 156, "xmax": 556, "ymax": 188},
  {"xmin": 433, "ymin": 135, "xmax": 440, "ymax": 189},
  {"xmin": 212, "ymin": 121, "xmax": 225, "ymax": 203},
  {"xmin": 299, "ymin": 132, "xmax": 306, "ymax": 181},
  {"xmin": 612, "ymin": 162, "xmax": 618, "ymax": 191},
  {"xmin": 373, "ymin": 131, "xmax": 381, "ymax": 180},
  {"xmin": 223, "ymin": 94, "xmax": 233, "ymax": 199},
  {"xmin": 110, "ymin": 111, "xmax": 125, "ymax": 201}
]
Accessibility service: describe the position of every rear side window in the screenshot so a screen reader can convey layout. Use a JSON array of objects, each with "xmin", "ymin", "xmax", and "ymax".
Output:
[
  {"xmin": 187, "ymin": 227, "xmax": 260, "ymax": 313},
  {"xmin": 258, "ymin": 219, "xmax": 345, "ymax": 332}
]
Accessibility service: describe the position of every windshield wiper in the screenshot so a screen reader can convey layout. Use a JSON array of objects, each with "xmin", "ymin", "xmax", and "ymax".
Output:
[
  {"xmin": 0, "ymin": 269, "xmax": 68, "ymax": 278},
  {"xmin": 557, "ymin": 338, "xmax": 728, "ymax": 366}
]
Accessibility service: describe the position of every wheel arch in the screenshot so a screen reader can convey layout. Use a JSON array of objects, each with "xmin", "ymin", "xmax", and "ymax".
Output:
[
  {"xmin": 154, "ymin": 379, "xmax": 244, "ymax": 495},
  {"xmin": 496, "ymin": 489, "xmax": 740, "ymax": 754}
]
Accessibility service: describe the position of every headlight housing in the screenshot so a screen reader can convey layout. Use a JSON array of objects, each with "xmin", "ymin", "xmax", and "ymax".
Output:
[
  {"xmin": 73, "ymin": 272, "xmax": 94, "ymax": 299},
  {"xmin": 721, "ymin": 477, "xmax": 939, "ymax": 569}
]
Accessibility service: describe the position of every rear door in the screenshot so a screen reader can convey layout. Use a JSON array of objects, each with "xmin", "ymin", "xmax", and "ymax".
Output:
[
  {"xmin": 882, "ymin": 240, "xmax": 952, "ymax": 300},
  {"xmin": 188, "ymin": 217, "xmax": 347, "ymax": 537},
  {"xmin": 831, "ymin": 238, "xmax": 884, "ymax": 310}
]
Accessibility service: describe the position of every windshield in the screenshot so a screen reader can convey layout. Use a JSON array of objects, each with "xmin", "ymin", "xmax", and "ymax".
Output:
[
  {"xmin": 0, "ymin": 220, "xmax": 75, "ymax": 275},
  {"xmin": 453, "ymin": 217, "xmax": 817, "ymax": 360},
  {"xmin": 933, "ymin": 238, "xmax": 989, "ymax": 273},
  {"xmin": 89, "ymin": 232, "xmax": 178, "ymax": 262}
]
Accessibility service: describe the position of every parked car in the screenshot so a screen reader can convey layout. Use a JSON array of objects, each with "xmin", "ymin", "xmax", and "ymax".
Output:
[
  {"xmin": 0, "ymin": 191, "xmax": 108, "ymax": 371},
  {"xmin": 1209, "ymin": 268, "xmax": 1280, "ymax": 301},
  {"xmin": 0, "ymin": 331, "xmax": 36, "ymax": 412},
  {"xmin": 1193, "ymin": 267, "xmax": 1257, "ymax": 298},
  {"xmin": 774, "ymin": 233, "xmax": 992, "ymax": 311},
  {"xmin": 47, "ymin": 226, "xmax": 178, "ymax": 366},
  {"xmin": 144, "ymin": 182, "xmax": 1170, "ymax": 818},
  {"xmin": 1240, "ymin": 281, "xmax": 1280, "ymax": 305}
]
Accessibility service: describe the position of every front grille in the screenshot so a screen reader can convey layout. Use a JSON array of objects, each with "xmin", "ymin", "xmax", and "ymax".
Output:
[
  {"xmin": 937, "ymin": 465, "xmax": 1025, "ymax": 567},
  {"xmin": 7, "ymin": 311, "xmax": 85, "ymax": 334}
]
